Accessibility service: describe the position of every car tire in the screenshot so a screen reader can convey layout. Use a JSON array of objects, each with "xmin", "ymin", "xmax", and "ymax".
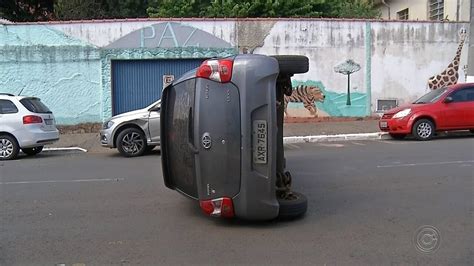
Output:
[
  {"xmin": 412, "ymin": 119, "xmax": 435, "ymax": 141},
  {"xmin": 470, "ymin": 129, "xmax": 474, "ymax": 134},
  {"xmin": 272, "ymin": 55, "xmax": 309, "ymax": 74},
  {"xmin": 278, "ymin": 191, "xmax": 308, "ymax": 219},
  {"xmin": 0, "ymin": 134, "xmax": 20, "ymax": 161},
  {"xmin": 22, "ymin": 146, "xmax": 43, "ymax": 156},
  {"xmin": 116, "ymin": 128, "xmax": 147, "ymax": 157},
  {"xmin": 389, "ymin": 133, "xmax": 407, "ymax": 140}
]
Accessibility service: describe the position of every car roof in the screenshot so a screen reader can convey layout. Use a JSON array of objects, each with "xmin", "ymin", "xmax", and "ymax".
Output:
[
  {"xmin": 448, "ymin": 82, "xmax": 474, "ymax": 90},
  {"xmin": 0, "ymin": 93, "xmax": 37, "ymax": 100}
]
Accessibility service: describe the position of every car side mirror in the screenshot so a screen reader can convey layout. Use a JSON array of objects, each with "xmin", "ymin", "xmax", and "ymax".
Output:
[
  {"xmin": 444, "ymin": 96, "xmax": 453, "ymax": 103},
  {"xmin": 149, "ymin": 106, "xmax": 160, "ymax": 112}
]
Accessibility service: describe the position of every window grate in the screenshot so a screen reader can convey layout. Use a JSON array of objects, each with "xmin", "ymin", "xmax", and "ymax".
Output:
[
  {"xmin": 428, "ymin": 0, "xmax": 444, "ymax": 20},
  {"xmin": 397, "ymin": 8, "xmax": 409, "ymax": 20},
  {"xmin": 377, "ymin": 99, "xmax": 398, "ymax": 112}
]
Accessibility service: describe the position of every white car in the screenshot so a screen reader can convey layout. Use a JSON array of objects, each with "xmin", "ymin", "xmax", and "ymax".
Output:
[{"xmin": 0, "ymin": 93, "xmax": 59, "ymax": 160}]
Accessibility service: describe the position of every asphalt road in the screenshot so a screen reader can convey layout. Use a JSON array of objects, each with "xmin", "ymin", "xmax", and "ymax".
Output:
[{"xmin": 1, "ymin": 136, "xmax": 473, "ymax": 265}]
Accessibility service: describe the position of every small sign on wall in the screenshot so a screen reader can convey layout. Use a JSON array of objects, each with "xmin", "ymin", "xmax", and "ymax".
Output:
[{"xmin": 163, "ymin": 75, "xmax": 174, "ymax": 88}]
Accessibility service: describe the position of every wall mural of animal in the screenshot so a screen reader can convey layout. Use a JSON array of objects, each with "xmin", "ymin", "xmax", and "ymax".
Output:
[
  {"xmin": 284, "ymin": 85, "xmax": 326, "ymax": 117},
  {"xmin": 427, "ymin": 28, "xmax": 467, "ymax": 90}
]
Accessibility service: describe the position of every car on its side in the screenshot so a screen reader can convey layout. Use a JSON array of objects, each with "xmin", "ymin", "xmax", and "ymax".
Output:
[
  {"xmin": 161, "ymin": 54, "xmax": 309, "ymax": 221},
  {"xmin": 100, "ymin": 100, "xmax": 161, "ymax": 157},
  {"xmin": 0, "ymin": 93, "xmax": 59, "ymax": 160},
  {"xmin": 379, "ymin": 83, "xmax": 474, "ymax": 140}
]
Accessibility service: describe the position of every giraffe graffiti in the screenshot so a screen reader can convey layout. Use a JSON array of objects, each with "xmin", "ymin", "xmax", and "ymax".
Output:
[{"xmin": 427, "ymin": 28, "xmax": 467, "ymax": 90}]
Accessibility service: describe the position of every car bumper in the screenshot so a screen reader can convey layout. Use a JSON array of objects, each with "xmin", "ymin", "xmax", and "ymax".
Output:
[
  {"xmin": 16, "ymin": 128, "xmax": 60, "ymax": 148},
  {"xmin": 379, "ymin": 117, "xmax": 412, "ymax": 134},
  {"xmin": 99, "ymin": 129, "xmax": 114, "ymax": 147}
]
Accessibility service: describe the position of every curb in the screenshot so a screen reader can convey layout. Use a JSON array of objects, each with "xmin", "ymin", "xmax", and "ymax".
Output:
[
  {"xmin": 43, "ymin": 147, "xmax": 88, "ymax": 153},
  {"xmin": 283, "ymin": 132, "xmax": 390, "ymax": 144}
]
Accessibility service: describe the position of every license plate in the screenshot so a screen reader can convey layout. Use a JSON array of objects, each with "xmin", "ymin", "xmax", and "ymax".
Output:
[
  {"xmin": 253, "ymin": 120, "xmax": 267, "ymax": 164},
  {"xmin": 379, "ymin": 121, "xmax": 388, "ymax": 128},
  {"xmin": 44, "ymin": 119, "xmax": 53, "ymax": 125}
]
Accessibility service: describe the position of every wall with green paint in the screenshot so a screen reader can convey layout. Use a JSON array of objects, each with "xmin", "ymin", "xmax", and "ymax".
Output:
[
  {"xmin": 0, "ymin": 25, "xmax": 102, "ymax": 124},
  {"xmin": 1, "ymin": 19, "xmax": 469, "ymax": 123}
]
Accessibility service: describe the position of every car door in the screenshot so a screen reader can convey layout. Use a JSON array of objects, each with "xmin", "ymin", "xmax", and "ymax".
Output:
[
  {"xmin": 148, "ymin": 102, "xmax": 161, "ymax": 144},
  {"xmin": 0, "ymin": 99, "xmax": 20, "ymax": 131},
  {"xmin": 442, "ymin": 87, "xmax": 474, "ymax": 128}
]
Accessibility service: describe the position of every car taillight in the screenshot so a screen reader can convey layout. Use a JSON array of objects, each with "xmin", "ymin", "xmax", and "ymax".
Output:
[
  {"xmin": 199, "ymin": 197, "xmax": 234, "ymax": 218},
  {"xmin": 196, "ymin": 59, "xmax": 233, "ymax": 83},
  {"xmin": 23, "ymin": 115, "xmax": 43, "ymax": 124}
]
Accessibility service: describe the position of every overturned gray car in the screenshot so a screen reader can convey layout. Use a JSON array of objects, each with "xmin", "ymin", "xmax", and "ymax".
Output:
[{"xmin": 160, "ymin": 54, "xmax": 309, "ymax": 221}]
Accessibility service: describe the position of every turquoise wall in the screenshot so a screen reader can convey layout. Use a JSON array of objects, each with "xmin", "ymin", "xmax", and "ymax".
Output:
[{"xmin": 0, "ymin": 25, "xmax": 101, "ymax": 124}]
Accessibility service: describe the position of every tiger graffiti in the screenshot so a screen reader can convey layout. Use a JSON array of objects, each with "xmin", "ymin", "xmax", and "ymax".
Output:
[{"xmin": 284, "ymin": 85, "xmax": 326, "ymax": 117}]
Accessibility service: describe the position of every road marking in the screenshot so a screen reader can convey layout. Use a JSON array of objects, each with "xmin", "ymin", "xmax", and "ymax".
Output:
[
  {"xmin": 351, "ymin": 142, "xmax": 366, "ymax": 146},
  {"xmin": 0, "ymin": 178, "xmax": 124, "ymax": 185},
  {"xmin": 377, "ymin": 160, "xmax": 474, "ymax": 168},
  {"xmin": 43, "ymin": 147, "xmax": 88, "ymax": 153},
  {"xmin": 318, "ymin": 143, "xmax": 345, "ymax": 147}
]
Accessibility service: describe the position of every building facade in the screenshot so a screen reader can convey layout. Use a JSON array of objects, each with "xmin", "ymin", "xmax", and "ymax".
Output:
[
  {"xmin": 0, "ymin": 18, "xmax": 469, "ymax": 124},
  {"xmin": 376, "ymin": 0, "xmax": 470, "ymax": 21}
]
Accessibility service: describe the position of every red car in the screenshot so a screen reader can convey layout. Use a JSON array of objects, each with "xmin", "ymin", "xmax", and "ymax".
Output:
[{"xmin": 379, "ymin": 83, "xmax": 474, "ymax": 140}]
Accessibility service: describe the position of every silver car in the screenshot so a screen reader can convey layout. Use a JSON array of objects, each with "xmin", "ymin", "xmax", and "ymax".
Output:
[
  {"xmin": 100, "ymin": 100, "xmax": 160, "ymax": 157},
  {"xmin": 0, "ymin": 93, "xmax": 59, "ymax": 160}
]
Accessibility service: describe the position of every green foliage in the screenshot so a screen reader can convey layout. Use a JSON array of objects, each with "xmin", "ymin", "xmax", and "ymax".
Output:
[
  {"xmin": 327, "ymin": 0, "xmax": 381, "ymax": 19},
  {"xmin": 54, "ymin": 0, "xmax": 148, "ymax": 21},
  {"xmin": 0, "ymin": 0, "xmax": 380, "ymax": 22},
  {"xmin": 0, "ymin": 0, "xmax": 54, "ymax": 22}
]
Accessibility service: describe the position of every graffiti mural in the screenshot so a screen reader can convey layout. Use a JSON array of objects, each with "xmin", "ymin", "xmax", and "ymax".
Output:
[
  {"xmin": 284, "ymin": 85, "xmax": 325, "ymax": 117},
  {"xmin": 427, "ymin": 28, "xmax": 467, "ymax": 90},
  {"xmin": 286, "ymin": 80, "xmax": 367, "ymax": 117}
]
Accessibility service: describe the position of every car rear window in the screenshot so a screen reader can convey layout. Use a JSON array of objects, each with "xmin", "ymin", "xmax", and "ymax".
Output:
[
  {"xmin": 20, "ymin": 98, "xmax": 52, "ymax": 114},
  {"xmin": 161, "ymin": 79, "xmax": 198, "ymax": 198}
]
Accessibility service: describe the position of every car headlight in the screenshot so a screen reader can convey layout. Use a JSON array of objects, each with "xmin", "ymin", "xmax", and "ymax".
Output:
[
  {"xmin": 393, "ymin": 108, "xmax": 411, "ymax": 119},
  {"xmin": 103, "ymin": 120, "xmax": 114, "ymax": 129}
]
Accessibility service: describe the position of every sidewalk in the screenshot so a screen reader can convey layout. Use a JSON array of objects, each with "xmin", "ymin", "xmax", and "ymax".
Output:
[{"xmin": 49, "ymin": 119, "xmax": 383, "ymax": 153}]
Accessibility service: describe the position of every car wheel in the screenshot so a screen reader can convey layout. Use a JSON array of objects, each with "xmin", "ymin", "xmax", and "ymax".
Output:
[
  {"xmin": 389, "ymin": 133, "xmax": 407, "ymax": 140},
  {"xmin": 278, "ymin": 191, "xmax": 308, "ymax": 219},
  {"xmin": 412, "ymin": 119, "xmax": 435, "ymax": 141},
  {"xmin": 0, "ymin": 135, "xmax": 20, "ymax": 160},
  {"xmin": 116, "ymin": 128, "xmax": 147, "ymax": 157},
  {"xmin": 271, "ymin": 55, "xmax": 309, "ymax": 74},
  {"xmin": 470, "ymin": 129, "xmax": 474, "ymax": 134},
  {"xmin": 22, "ymin": 146, "xmax": 43, "ymax": 156}
]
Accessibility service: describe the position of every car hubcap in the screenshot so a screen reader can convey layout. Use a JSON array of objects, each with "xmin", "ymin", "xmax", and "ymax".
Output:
[
  {"xmin": 121, "ymin": 132, "xmax": 144, "ymax": 154},
  {"xmin": 0, "ymin": 139, "xmax": 13, "ymax": 158},
  {"xmin": 417, "ymin": 123, "xmax": 432, "ymax": 138}
]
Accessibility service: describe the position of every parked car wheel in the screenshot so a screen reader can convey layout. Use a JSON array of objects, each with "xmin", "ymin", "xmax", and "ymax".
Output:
[
  {"xmin": 412, "ymin": 119, "xmax": 435, "ymax": 141},
  {"xmin": 277, "ymin": 191, "xmax": 308, "ymax": 219},
  {"xmin": 0, "ymin": 135, "xmax": 20, "ymax": 160},
  {"xmin": 389, "ymin": 133, "xmax": 406, "ymax": 140},
  {"xmin": 116, "ymin": 128, "xmax": 147, "ymax": 157},
  {"xmin": 22, "ymin": 146, "xmax": 43, "ymax": 156},
  {"xmin": 272, "ymin": 55, "xmax": 309, "ymax": 74}
]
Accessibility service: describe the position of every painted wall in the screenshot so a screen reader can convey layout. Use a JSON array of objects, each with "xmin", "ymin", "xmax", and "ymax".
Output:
[
  {"xmin": 0, "ymin": 25, "xmax": 101, "ymax": 124},
  {"xmin": 1, "ymin": 19, "xmax": 469, "ymax": 123}
]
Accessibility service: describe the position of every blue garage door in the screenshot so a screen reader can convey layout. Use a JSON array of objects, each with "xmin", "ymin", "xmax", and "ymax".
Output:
[{"xmin": 112, "ymin": 59, "xmax": 204, "ymax": 115}]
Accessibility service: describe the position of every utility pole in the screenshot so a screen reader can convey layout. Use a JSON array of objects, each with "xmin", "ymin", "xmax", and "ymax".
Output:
[{"xmin": 466, "ymin": 0, "xmax": 474, "ymax": 82}]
